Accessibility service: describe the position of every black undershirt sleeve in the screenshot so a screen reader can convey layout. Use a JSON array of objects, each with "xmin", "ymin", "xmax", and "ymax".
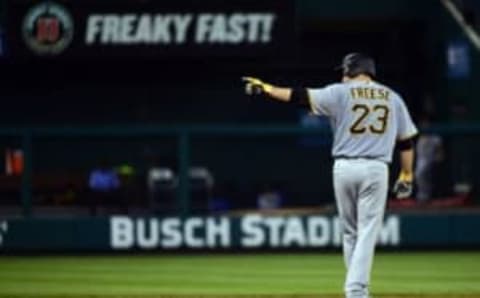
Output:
[
  {"xmin": 397, "ymin": 137, "xmax": 416, "ymax": 151},
  {"xmin": 290, "ymin": 88, "xmax": 310, "ymax": 107}
]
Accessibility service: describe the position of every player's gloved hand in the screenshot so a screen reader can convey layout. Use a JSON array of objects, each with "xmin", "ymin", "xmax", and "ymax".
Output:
[
  {"xmin": 393, "ymin": 171, "xmax": 413, "ymax": 199},
  {"xmin": 242, "ymin": 77, "xmax": 273, "ymax": 95}
]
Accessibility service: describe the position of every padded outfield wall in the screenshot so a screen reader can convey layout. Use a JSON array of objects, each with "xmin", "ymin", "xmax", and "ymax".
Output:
[{"xmin": 1, "ymin": 212, "xmax": 480, "ymax": 252}]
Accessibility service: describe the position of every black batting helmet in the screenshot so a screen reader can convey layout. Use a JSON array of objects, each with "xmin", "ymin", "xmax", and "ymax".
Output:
[{"xmin": 337, "ymin": 53, "xmax": 376, "ymax": 78}]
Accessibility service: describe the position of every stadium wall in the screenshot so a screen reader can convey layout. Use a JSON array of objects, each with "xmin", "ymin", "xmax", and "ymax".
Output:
[{"xmin": 1, "ymin": 212, "xmax": 480, "ymax": 253}]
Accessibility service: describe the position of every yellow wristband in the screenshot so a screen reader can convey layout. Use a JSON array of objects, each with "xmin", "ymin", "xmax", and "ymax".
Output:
[
  {"xmin": 262, "ymin": 83, "xmax": 273, "ymax": 93},
  {"xmin": 399, "ymin": 171, "xmax": 413, "ymax": 181}
]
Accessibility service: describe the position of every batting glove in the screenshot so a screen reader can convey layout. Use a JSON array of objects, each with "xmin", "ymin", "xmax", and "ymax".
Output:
[
  {"xmin": 242, "ymin": 77, "xmax": 273, "ymax": 95},
  {"xmin": 393, "ymin": 171, "xmax": 413, "ymax": 199}
]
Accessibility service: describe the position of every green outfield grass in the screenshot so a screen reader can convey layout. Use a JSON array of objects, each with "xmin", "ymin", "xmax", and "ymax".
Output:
[{"xmin": 0, "ymin": 252, "xmax": 479, "ymax": 298}]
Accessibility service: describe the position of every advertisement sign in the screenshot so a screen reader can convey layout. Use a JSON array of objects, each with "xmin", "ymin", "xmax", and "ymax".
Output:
[{"xmin": 6, "ymin": 0, "xmax": 294, "ymax": 59}]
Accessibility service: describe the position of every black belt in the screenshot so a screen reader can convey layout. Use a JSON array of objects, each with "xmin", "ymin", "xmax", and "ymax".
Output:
[
  {"xmin": 334, "ymin": 155, "xmax": 389, "ymax": 164},
  {"xmin": 334, "ymin": 155, "xmax": 378, "ymax": 159}
]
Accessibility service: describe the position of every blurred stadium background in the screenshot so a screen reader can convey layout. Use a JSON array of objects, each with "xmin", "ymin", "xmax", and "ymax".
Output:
[{"xmin": 0, "ymin": 0, "xmax": 480, "ymax": 297}]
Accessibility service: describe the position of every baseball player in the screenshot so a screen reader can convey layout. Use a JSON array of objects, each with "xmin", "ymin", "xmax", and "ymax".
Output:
[{"xmin": 242, "ymin": 53, "xmax": 417, "ymax": 298}]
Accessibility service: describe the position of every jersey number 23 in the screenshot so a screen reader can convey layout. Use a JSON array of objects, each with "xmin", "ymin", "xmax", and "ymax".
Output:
[{"xmin": 350, "ymin": 104, "xmax": 389, "ymax": 134}]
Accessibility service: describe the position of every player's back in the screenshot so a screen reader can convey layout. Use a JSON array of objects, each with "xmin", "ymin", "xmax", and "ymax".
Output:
[{"xmin": 308, "ymin": 80, "xmax": 417, "ymax": 163}]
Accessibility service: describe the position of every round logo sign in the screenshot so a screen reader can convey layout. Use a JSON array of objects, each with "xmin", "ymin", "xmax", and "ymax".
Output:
[{"xmin": 22, "ymin": 2, "xmax": 74, "ymax": 55}]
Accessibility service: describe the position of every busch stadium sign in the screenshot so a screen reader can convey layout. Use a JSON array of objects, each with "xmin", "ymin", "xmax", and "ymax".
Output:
[
  {"xmin": 110, "ymin": 215, "xmax": 401, "ymax": 250},
  {"xmin": 6, "ymin": 0, "xmax": 294, "ymax": 58},
  {"xmin": 2, "ymin": 213, "xmax": 480, "ymax": 252}
]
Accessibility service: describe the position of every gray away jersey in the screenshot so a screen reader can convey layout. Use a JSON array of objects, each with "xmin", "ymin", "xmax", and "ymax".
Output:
[{"xmin": 308, "ymin": 80, "xmax": 417, "ymax": 163}]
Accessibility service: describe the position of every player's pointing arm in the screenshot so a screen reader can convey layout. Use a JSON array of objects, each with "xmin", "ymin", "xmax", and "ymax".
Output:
[
  {"xmin": 241, "ymin": 77, "xmax": 312, "ymax": 106},
  {"xmin": 242, "ymin": 77, "xmax": 337, "ymax": 116},
  {"xmin": 242, "ymin": 77, "xmax": 292, "ymax": 102}
]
